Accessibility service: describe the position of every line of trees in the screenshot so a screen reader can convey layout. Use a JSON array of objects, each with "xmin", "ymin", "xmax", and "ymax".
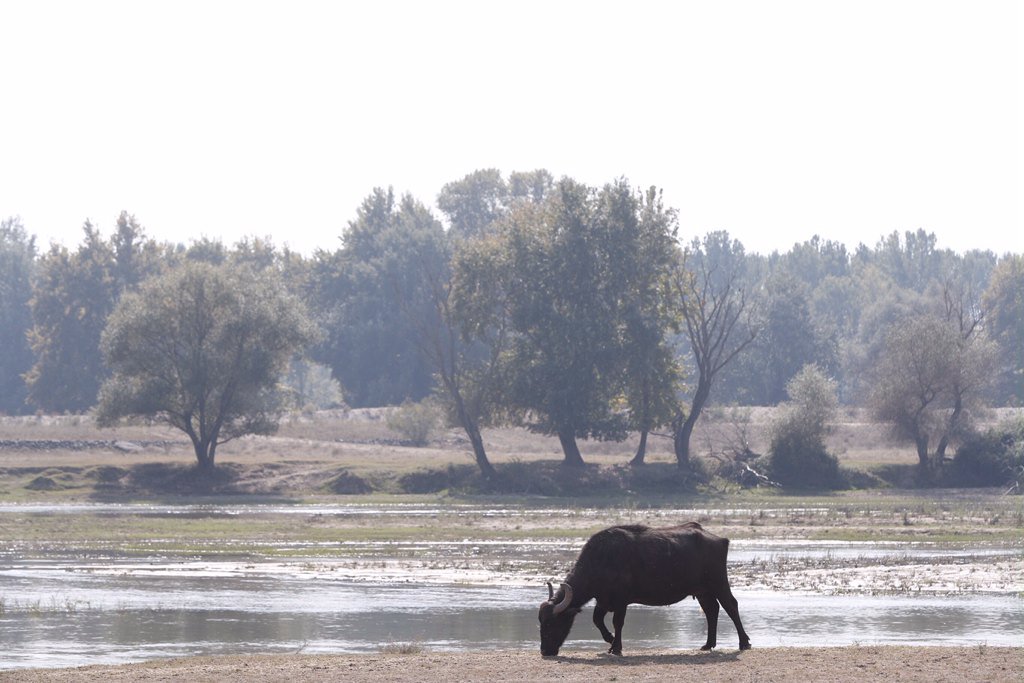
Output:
[{"xmin": 1, "ymin": 170, "xmax": 1022, "ymax": 477}]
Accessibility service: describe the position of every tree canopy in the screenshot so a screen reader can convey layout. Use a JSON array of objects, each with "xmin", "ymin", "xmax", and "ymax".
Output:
[{"xmin": 96, "ymin": 261, "xmax": 318, "ymax": 469}]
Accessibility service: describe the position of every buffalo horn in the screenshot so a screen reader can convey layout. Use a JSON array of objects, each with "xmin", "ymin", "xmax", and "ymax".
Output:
[
  {"xmin": 547, "ymin": 581, "xmax": 554, "ymax": 601},
  {"xmin": 552, "ymin": 582, "xmax": 573, "ymax": 615}
]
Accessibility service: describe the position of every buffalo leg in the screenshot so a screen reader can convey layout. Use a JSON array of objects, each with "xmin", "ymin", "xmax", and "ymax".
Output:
[
  {"xmin": 593, "ymin": 606, "xmax": 614, "ymax": 644},
  {"xmin": 697, "ymin": 594, "xmax": 720, "ymax": 650},
  {"xmin": 609, "ymin": 607, "xmax": 627, "ymax": 655},
  {"xmin": 719, "ymin": 586, "xmax": 751, "ymax": 650}
]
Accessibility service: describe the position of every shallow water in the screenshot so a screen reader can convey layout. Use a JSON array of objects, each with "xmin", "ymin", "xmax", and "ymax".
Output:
[
  {"xmin": 1, "ymin": 502, "xmax": 1022, "ymax": 669},
  {"xmin": 2, "ymin": 560, "xmax": 1022, "ymax": 669}
]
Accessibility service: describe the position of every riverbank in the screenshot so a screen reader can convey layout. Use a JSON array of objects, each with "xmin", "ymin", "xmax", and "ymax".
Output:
[{"xmin": 3, "ymin": 647, "xmax": 1022, "ymax": 682}]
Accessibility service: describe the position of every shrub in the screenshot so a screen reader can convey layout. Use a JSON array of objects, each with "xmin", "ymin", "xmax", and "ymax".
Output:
[
  {"xmin": 385, "ymin": 400, "xmax": 440, "ymax": 446},
  {"xmin": 767, "ymin": 429, "xmax": 844, "ymax": 490},
  {"xmin": 951, "ymin": 419, "xmax": 1024, "ymax": 488},
  {"xmin": 766, "ymin": 364, "xmax": 844, "ymax": 490}
]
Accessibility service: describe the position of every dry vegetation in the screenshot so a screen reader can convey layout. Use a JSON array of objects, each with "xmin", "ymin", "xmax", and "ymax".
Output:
[{"xmin": 1, "ymin": 407, "xmax": 1020, "ymax": 501}]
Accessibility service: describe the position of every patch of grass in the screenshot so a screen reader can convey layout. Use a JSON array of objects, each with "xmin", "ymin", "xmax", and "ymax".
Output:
[{"xmin": 380, "ymin": 642, "xmax": 424, "ymax": 655}]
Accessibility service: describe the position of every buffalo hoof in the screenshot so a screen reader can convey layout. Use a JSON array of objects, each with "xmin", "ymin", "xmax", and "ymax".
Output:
[
  {"xmin": 700, "ymin": 644, "xmax": 714, "ymax": 651},
  {"xmin": 740, "ymin": 642, "xmax": 752, "ymax": 651},
  {"xmin": 607, "ymin": 647, "xmax": 622, "ymax": 656}
]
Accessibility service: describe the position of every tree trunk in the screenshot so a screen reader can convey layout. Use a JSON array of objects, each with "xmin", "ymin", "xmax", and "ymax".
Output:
[
  {"xmin": 558, "ymin": 429, "xmax": 585, "ymax": 467},
  {"xmin": 445, "ymin": 377, "xmax": 496, "ymax": 479},
  {"xmin": 629, "ymin": 430, "xmax": 649, "ymax": 467},
  {"xmin": 914, "ymin": 433, "xmax": 930, "ymax": 468},
  {"xmin": 674, "ymin": 413, "xmax": 697, "ymax": 468},
  {"xmin": 195, "ymin": 440, "xmax": 216, "ymax": 471},
  {"xmin": 466, "ymin": 420, "xmax": 496, "ymax": 480},
  {"xmin": 935, "ymin": 393, "xmax": 963, "ymax": 461},
  {"xmin": 675, "ymin": 379, "xmax": 711, "ymax": 468}
]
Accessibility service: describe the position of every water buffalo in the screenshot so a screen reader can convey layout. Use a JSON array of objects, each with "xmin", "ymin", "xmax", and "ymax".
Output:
[{"xmin": 538, "ymin": 522, "xmax": 751, "ymax": 656}]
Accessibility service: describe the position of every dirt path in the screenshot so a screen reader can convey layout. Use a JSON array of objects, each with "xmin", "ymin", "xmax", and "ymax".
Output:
[{"xmin": 3, "ymin": 647, "xmax": 1021, "ymax": 683}]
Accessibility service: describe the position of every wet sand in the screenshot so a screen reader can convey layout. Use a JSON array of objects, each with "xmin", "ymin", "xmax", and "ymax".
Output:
[{"xmin": 3, "ymin": 647, "xmax": 1022, "ymax": 682}]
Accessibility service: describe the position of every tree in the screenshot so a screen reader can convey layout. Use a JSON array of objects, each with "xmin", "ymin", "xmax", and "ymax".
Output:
[
  {"xmin": 437, "ymin": 169, "xmax": 510, "ymax": 239},
  {"xmin": 983, "ymin": 254, "xmax": 1024, "ymax": 404},
  {"xmin": 437, "ymin": 168, "xmax": 555, "ymax": 240},
  {"xmin": 310, "ymin": 189, "xmax": 438, "ymax": 407},
  {"xmin": 497, "ymin": 178, "xmax": 678, "ymax": 466},
  {"xmin": 385, "ymin": 192, "xmax": 502, "ymax": 479},
  {"xmin": 26, "ymin": 225, "xmax": 112, "ymax": 412},
  {"xmin": 767, "ymin": 364, "xmax": 843, "ymax": 489},
  {"xmin": 870, "ymin": 229, "xmax": 955, "ymax": 293},
  {"xmin": 0, "ymin": 217, "xmax": 36, "ymax": 414},
  {"xmin": 755, "ymin": 272, "xmax": 837, "ymax": 404},
  {"xmin": 24, "ymin": 214, "xmax": 161, "ymax": 413},
  {"xmin": 673, "ymin": 231, "xmax": 758, "ymax": 468},
  {"xmin": 621, "ymin": 188, "xmax": 683, "ymax": 466},
  {"xmin": 96, "ymin": 261, "xmax": 318, "ymax": 470},
  {"xmin": 869, "ymin": 311, "xmax": 996, "ymax": 469}
]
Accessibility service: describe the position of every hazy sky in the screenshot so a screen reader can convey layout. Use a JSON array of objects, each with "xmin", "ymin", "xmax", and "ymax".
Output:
[{"xmin": 1, "ymin": 1, "xmax": 1020, "ymax": 256}]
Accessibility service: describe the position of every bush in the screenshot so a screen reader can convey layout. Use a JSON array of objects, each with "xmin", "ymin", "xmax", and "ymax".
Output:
[
  {"xmin": 765, "ymin": 365, "xmax": 844, "ymax": 490},
  {"xmin": 385, "ymin": 400, "xmax": 440, "ymax": 446},
  {"xmin": 951, "ymin": 419, "xmax": 1024, "ymax": 488},
  {"xmin": 767, "ymin": 430, "xmax": 844, "ymax": 490}
]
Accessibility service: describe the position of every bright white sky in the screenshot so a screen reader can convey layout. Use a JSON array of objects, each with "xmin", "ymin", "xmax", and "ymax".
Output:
[{"xmin": 1, "ymin": 1, "xmax": 1020, "ymax": 256}]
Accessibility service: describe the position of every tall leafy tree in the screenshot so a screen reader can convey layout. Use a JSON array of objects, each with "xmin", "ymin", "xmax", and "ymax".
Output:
[
  {"xmin": 416, "ymin": 231, "xmax": 509, "ymax": 479},
  {"xmin": 310, "ymin": 189, "xmax": 438, "ymax": 407},
  {"xmin": 496, "ymin": 178, "xmax": 678, "ymax": 466},
  {"xmin": 869, "ymin": 309, "xmax": 996, "ymax": 469},
  {"xmin": 756, "ymin": 272, "xmax": 837, "ymax": 404},
  {"xmin": 0, "ymin": 217, "xmax": 37, "ymax": 414},
  {"xmin": 96, "ymin": 261, "xmax": 318, "ymax": 470},
  {"xmin": 437, "ymin": 169, "xmax": 509, "ymax": 239},
  {"xmin": 26, "ymin": 224, "xmax": 114, "ymax": 411},
  {"xmin": 869, "ymin": 229, "xmax": 955, "ymax": 293},
  {"xmin": 619, "ymin": 188, "xmax": 683, "ymax": 466},
  {"xmin": 437, "ymin": 168, "xmax": 555, "ymax": 240},
  {"xmin": 25, "ymin": 214, "xmax": 160, "ymax": 412},
  {"xmin": 982, "ymin": 254, "xmax": 1024, "ymax": 404}
]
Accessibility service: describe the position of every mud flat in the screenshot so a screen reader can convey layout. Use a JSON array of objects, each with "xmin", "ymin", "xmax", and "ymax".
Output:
[{"xmin": 2, "ymin": 647, "xmax": 1022, "ymax": 682}]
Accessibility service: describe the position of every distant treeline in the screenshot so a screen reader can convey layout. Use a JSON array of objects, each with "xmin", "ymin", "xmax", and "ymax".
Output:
[{"xmin": 1, "ymin": 169, "xmax": 1021, "ymax": 424}]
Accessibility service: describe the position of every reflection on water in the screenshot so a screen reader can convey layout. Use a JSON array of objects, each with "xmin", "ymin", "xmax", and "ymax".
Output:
[{"xmin": 1, "ymin": 570, "xmax": 1022, "ymax": 670}]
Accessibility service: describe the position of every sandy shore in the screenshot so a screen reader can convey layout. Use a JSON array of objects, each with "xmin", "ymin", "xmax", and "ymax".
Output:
[{"xmin": 2, "ymin": 647, "xmax": 1021, "ymax": 683}]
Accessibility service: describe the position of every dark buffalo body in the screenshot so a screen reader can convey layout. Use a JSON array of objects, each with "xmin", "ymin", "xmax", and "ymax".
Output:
[{"xmin": 538, "ymin": 522, "xmax": 750, "ymax": 656}]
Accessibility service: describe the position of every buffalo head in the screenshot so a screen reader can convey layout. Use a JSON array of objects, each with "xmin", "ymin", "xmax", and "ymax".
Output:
[{"xmin": 538, "ymin": 582, "xmax": 580, "ymax": 656}]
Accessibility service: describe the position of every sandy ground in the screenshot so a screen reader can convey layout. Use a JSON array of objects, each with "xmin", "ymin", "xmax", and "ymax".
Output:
[{"xmin": 2, "ymin": 647, "xmax": 1022, "ymax": 683}]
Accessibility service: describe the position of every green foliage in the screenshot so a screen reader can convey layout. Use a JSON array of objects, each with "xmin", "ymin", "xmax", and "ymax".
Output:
[
  {"xmin": 437, "ymin": 168, "xmax": 553, "ymax": 239},
  {"xmin": 96, "ymin": 261, "xmax": 319, "ymax": 468},
  {"xmin": 310, "ymin": 189, "xmax": 443, "ymax": 407},
  {"xmin": 0, "ymin": 217, "xmax": 36, "ymax": 414},
  {"xmin": 284, "ymin": 359, "xmax": 346, "ymax": 411},
  {"xmin": 26, "ymin": 214, "xmax": 161, "ymax": 413},
  {"xmin": 983, "ymin": 254, "xmax": 1024, "ymax": 404},
  {"xmin": 490, "ymin": 178, "xmax": 681, "ymax": 464},
  {"xmin": 437, "ymin": 168, "xmax": 510, "ymax": 239},
  {"xmin": 767, "ymin": 365, "xmax": 844, "ymax": 489},
  {"xmin": 385, "ymin": 400, "xmax": 441, "ymax": 446},
  {"xmin": 952, "ymin": 419, "xmax": 1024, "ymax": 488},
  {"xmin": 869, "ymin": 310, "xmax": 997, "ymax": 467}
]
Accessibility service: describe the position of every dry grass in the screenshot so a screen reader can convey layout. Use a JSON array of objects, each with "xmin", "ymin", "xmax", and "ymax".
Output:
[{"xmin": 1, "ymin": 407, "xmax": 1020, "ymax": 501}]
